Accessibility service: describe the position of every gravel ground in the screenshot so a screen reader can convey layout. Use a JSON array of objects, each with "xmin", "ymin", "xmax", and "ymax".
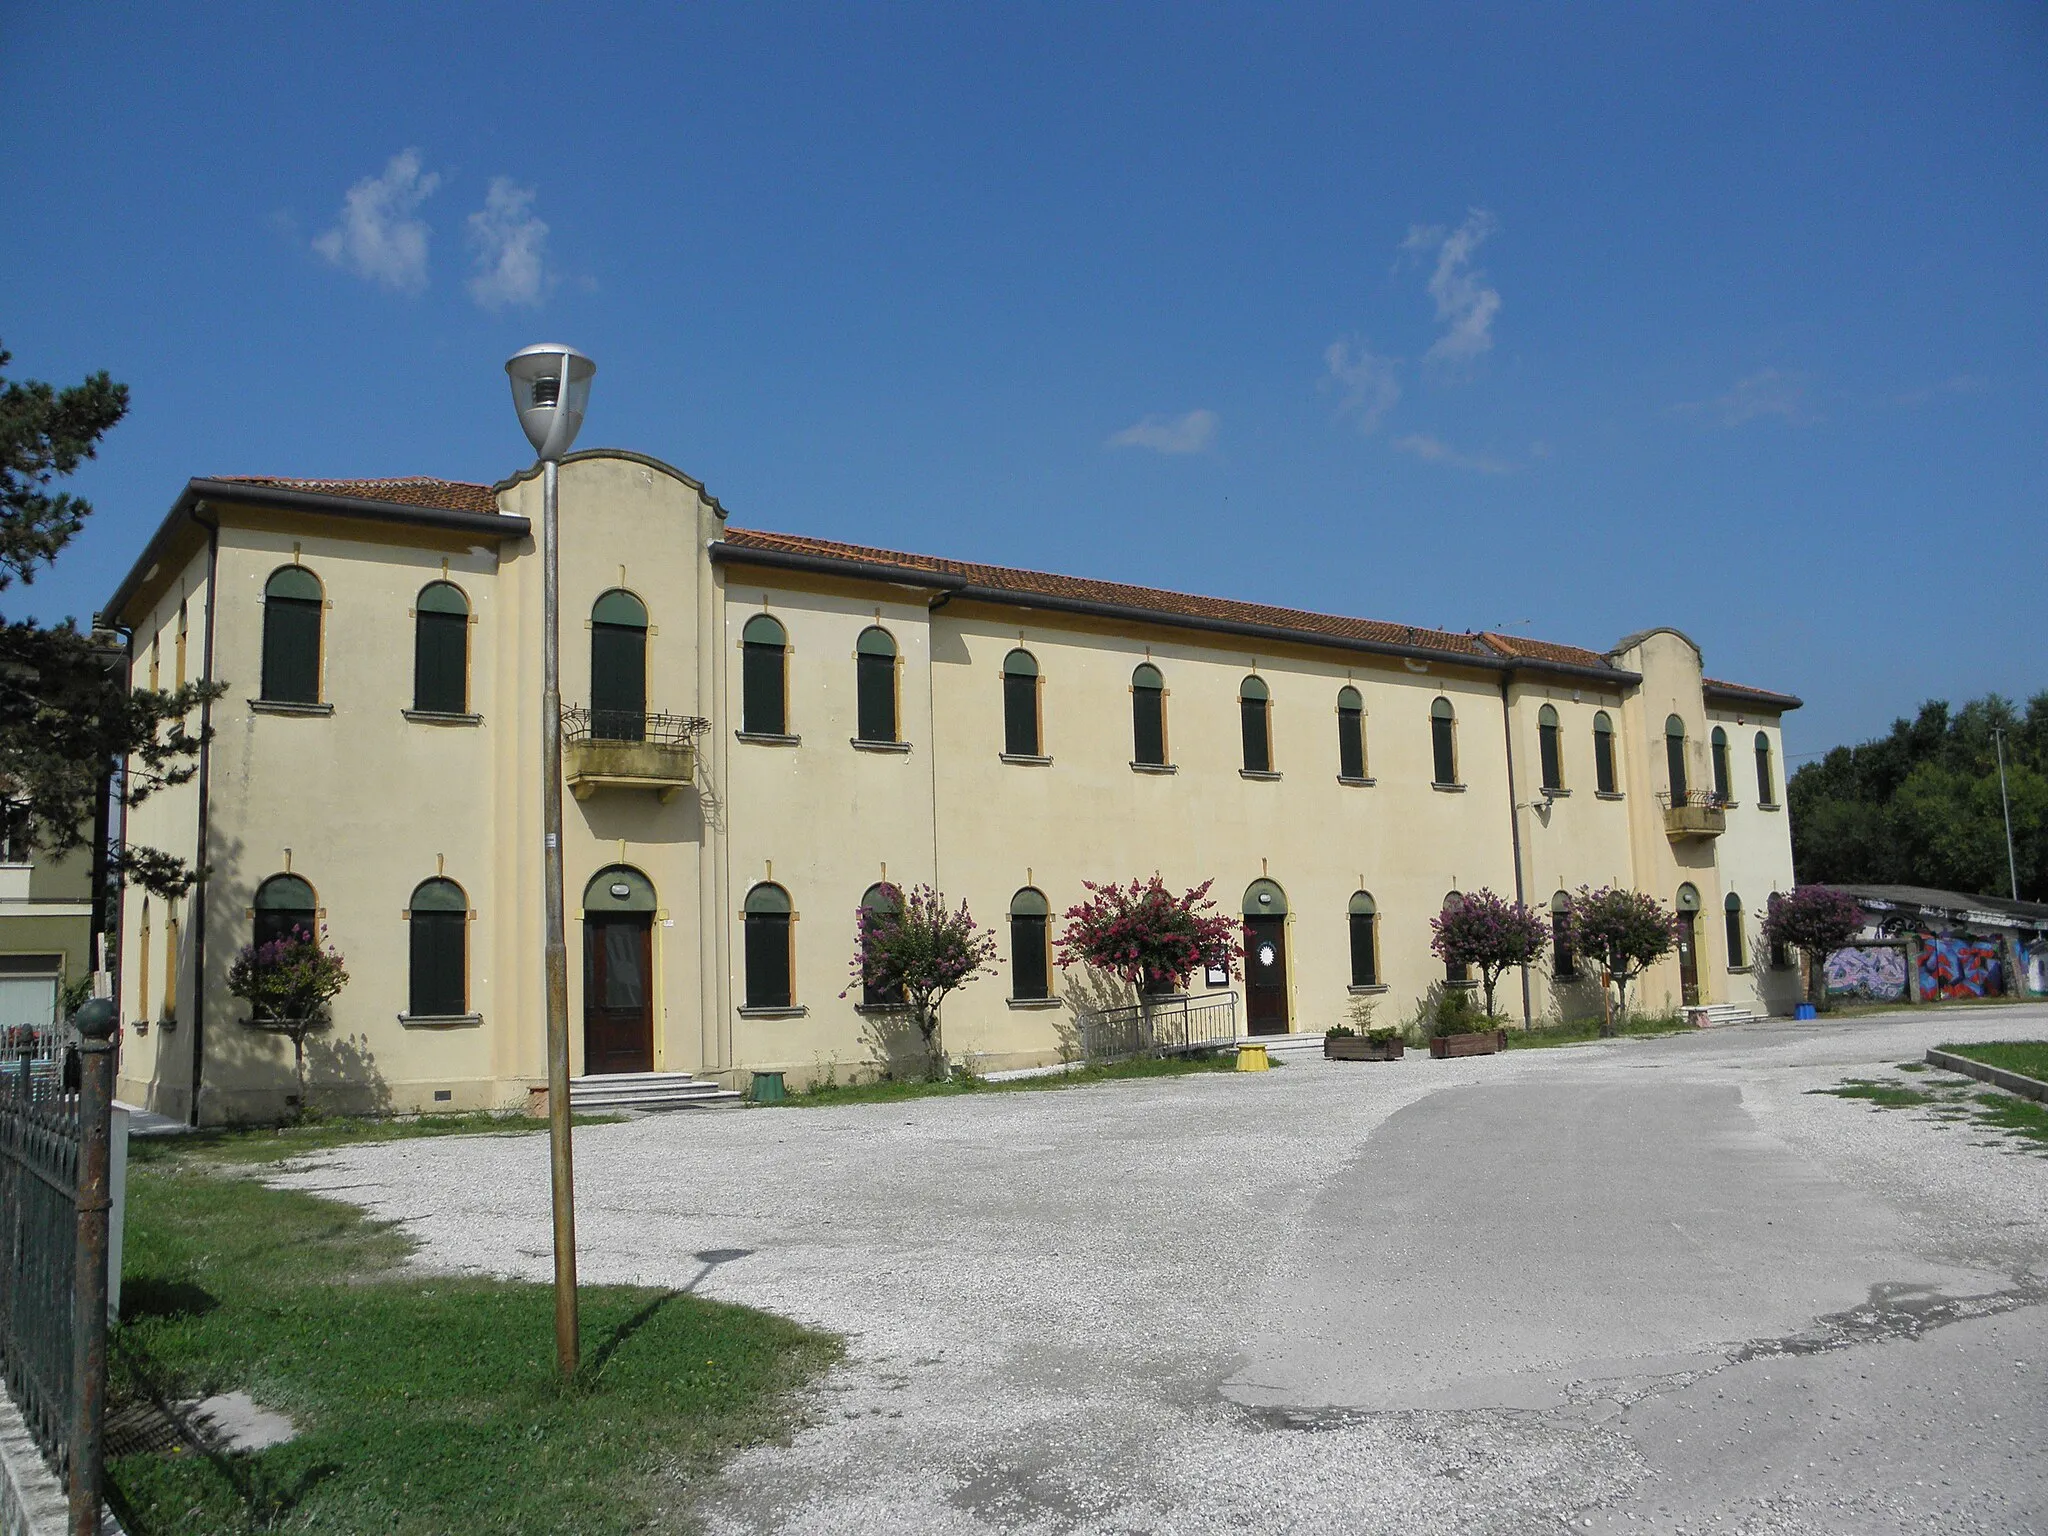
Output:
[{"xmin": 269, "ymin": 1005, "xmax": 2048, "ymax": 1534}]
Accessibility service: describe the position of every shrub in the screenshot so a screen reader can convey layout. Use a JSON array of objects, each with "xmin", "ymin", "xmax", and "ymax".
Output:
[
  {"xmin": 844, "ymin": 884, "xmax": 999, "ymax": 1081},
  {"xmin": 1761, "ymin": 886, "xmax": 1865, "ymax": 1011},
  {"xmin": 1430, "ymin": 889, "xmax": 1548, "ymax": 1018},
  {"xmin": 226, "ymin": 925, "xmax": 349, "ymax": 1119},
  {"xmin": 1056, "ymin": 876, "xmax": 1240, "ymax": 993},
  {"xmin": 1365, "ymin": 1026, "xmax": 1402, "ymax": 1046},
  {"xmin": 1558, "ymin": 886, "xmax": 1679, "ymax": 1035}
]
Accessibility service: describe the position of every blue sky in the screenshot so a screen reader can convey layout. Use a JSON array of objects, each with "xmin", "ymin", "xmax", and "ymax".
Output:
[{"xmin": 6, "ymin": 3, "xmax": 2043, "ymax": 761}]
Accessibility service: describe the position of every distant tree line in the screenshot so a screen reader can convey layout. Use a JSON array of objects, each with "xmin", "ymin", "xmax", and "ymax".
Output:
[{"xmin": 1789, "ymin": 694, "xmax": 2047, "ymax": 903}]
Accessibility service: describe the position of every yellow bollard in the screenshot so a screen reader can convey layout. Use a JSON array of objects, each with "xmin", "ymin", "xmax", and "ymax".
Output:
[{"xmin": 1236, "ymin": 1042, "xmax": 1271, "ymax": 1072}]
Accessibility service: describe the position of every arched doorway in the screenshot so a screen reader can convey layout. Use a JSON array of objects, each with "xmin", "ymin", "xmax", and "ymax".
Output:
[
  {"xmin": 1675, "ymin": 883, "xmax": 1702, "ymax": 1006},
  {"xmin": 584, "ymin": 866, "xmax": 656, "ymax": 1074},
  {"xmin": 1242, "ymin": 879, "xmax": 1290, "ymax": 1036}
]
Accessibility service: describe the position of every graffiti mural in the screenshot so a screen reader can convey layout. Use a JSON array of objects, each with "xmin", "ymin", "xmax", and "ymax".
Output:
[
  {"xmin": 1825, "ymin": 945, "xmax": 1906, "ymax": 1000},
  {"xmin": 1918, "ymin": 933, "xmax": 2004, "ymax": 1000}
]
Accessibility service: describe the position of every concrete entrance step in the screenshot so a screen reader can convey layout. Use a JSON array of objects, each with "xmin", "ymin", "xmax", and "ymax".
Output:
[
  {"xmin": 1686, "ymin": 1003, "xmax": 1766, "ymax": 1028},
  {"xmin": 569, "ymin": 1071, "xmax": 741, "ymax": 1112},
  {"xmin": 1235, "ymin": 1033, "xmax": 1328, "ymax": 1059}
]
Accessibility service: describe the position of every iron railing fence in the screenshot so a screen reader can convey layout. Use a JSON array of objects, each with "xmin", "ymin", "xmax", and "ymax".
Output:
[
  {"xmin": 1, "ymin": 1025, "xmax": 68, "ymax": 1101},
  {"xmin": 1076, "ymin": 990, "xmax": 1239, "ymax": 1064},
  {"xmin": 562, "ymin": 706, "xmax": 710, "ymax": 747},
  {"xmin": 0, "ymin": 1073, "xmax": 81, "ymax": 1472},
  {"xmin": 1657, "ymin": 789, "xmax": 1733, "ymax": 811}
]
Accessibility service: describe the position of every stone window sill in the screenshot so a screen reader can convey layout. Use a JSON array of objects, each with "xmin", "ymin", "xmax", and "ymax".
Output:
[
  {"xmin": 1595, "ymin": 790, "xmax": 1626, "ymax": 801},
  {"xmin": 736, "ymin": 731, "xmax": 801, "ymax": 746},
  {"xmin": 1431, "ymin": 781, "xmax": 1467, "ymax": 793},
  {"xmin": 738, "ymin": 1004, "xmax": 807, "ymax": 1019},
  {"xmin": 1000, "ymin": 753, "xmax": 1053, "ymax": 766},
  {"xmin": 403, "ymin": 709, "xmax": 482, "ymax": 726},
  {"xmin": 1239, "ymin": 768, "xmax": 1282, "ymax": 781},
  {"xmin": 1758, "ymin": 801, "xmax": 1782, "ymax": 811},
  {"xmin": 1541, "ymin": 787, "xmax": 1571, "ymax": 798},
  {"xmin": 851, "ymin": 738, "xmax": 912, "ymax": 754},
  {"xmin": 1337, "ymin": 775, "xmax": 1376, "ymax": 788},
  {"xmin": 1346, "ymin": 983, "xmax": 1389, "ymax": 996},
  {"xmin": 1007, "ymin": 996, "xmax": 1063, "ymax": 1009},
  {"xmin": 1727, "ymin": 964, "xmax": 1752, "ymax": 974},
  {"xmin": 399, "ymin": 1012, "xmax": 483, "ymax": 1028},
  {"xmin": 1130, "ymin": 762, "xmax": 1177, "ymax": 775},
  {"xmin": 250, "ymin": 699, "xmax": 333, "ymax": 717}
]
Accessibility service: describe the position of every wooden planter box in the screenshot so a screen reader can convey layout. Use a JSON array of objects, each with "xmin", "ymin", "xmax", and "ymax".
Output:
[
  {"xmin": 1429, "ymin": 1028, "xmax": 1507, "ymax": 1059},
  {"xmin": 1325, "ymin": 1035, "xmax": 1404, "ymax": 1061}
]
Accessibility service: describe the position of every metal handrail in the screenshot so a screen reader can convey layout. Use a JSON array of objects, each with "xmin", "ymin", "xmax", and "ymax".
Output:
[
  {"xmin": 1076, "ymin": 990, "xmax": 1239, "ymax": 1064},
  {"xmin": 561, "ymin": 706, "xmax": 709, "ymax": 747},
  {"xmin": 1657, "ymin": 789, "xmax": 1731, "ymax": 811}
]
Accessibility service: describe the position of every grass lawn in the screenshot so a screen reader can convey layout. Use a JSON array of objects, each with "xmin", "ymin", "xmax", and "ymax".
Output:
[
  {"xmin": 1935, "ymin": 1039, "xmax": 2048, "ymax": 1084},
  {"xmin": 109, "ymin": 1120, "xmax": 838, "ymax": 1535},
  {"xmin": 1811, "ymin": 1070, "xmax": 2048, "ymax": 1156},
  {"xmin": 761, "ymin": 1050, "xmax": 1239, "ymax": 1107},
  {"xmin": 1502, "ymin": 1013, "xmax": 1696, "ymax": 1050}
]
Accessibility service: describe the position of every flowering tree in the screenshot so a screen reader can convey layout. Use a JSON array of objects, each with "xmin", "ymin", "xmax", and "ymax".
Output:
[
  {"xmin": 844, "ymin": 884, "xmax": 998, "ymax": 1079},
  {"xmin": 1761, "ymin": 886, "xmax": 1865, "ymax": 1012},
  {"xmin": 226, "ymin": 925, "xmax": 349, "ymax": 1118},
  {"xmin": 1561, "ymin": 886, "xmax": 1678, "ymax": 1034},
  {"xmin": 1429, "ymin": 889, "xmax": 1547, "ymax": 1020},
  {"xmin": 1055, "ymin": 876, "xmax": 1240, "ymax": 993}
]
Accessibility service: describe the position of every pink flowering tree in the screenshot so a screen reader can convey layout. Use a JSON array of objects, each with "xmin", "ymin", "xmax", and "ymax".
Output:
[
  {"xmin": 1560, "ymin": 886, "xmax": 1679, "ymax": 1034},
  {"xmin": 1055, "ymin": 876, "xmax": 1241, "ymax": 997},
  {"xmin": 844, "ymin": 885, "xmax": 999, "ymax": 1079},
  {"xmin": 1429, "ymin": 889, "xmax": 1548, "ymax": 1021},
  {"xmin": 1761, "ymin": 886, "xmax": 1865, "ymax": 1012},
  {"xmin": 226, "ymin": 924, "xmax": 350, "ymax": 1119}
]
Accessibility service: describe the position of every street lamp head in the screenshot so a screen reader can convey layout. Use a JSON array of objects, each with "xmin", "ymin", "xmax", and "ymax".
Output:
[{"xmin": 505, "ymin": 344, "xmax": 597, "ymax": 463}]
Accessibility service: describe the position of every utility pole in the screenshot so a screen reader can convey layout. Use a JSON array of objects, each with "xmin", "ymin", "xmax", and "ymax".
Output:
[{"xmin": 1993, "ymin": 727, "xmax": 2018, "ymax": 900}]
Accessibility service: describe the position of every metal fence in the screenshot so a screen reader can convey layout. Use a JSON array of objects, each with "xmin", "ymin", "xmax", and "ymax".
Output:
[
  {"xmin": 0, "ymin": 1005, "xmax": 116, "ymax": 1533},
  {"xmin": 1075, "ymin": 990, "xmax": 1239, "ymax": 1064}
]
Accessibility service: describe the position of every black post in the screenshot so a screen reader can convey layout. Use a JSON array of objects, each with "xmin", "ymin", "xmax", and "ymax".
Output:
[{"xmin": 68, "ymin": 998, "xmax": 117, "ymax": 1536}]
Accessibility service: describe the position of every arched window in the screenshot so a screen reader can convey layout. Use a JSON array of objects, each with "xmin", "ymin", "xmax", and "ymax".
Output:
[
  {"xmin": 413, "ymin": 582, "xmax": 470, "ymax": 714},
  {"xmin": 1347, "ymin": 891, "xmax": 1379, "ymax": 988},
  {"xmin": 1009, "ymin": 888, "xmax": 1052, "ymax": 1001},
  {"xmin": 591, "ymin": 590, "xmax": 648, "ymax": 741},
  {"xmin": 743, "ymin": 883, "xmax": 794, "ymax": 1009},
  {"xmin": 855, "ymin": 627, "xmax": 899, "ymax": 743},
  {"xmin": 253, "ymin": 873, "xmax": 316, "ymax": 949},
  {"xmin": 1131, "ymin": 664, "xmax": 1167, "ymax": 767},
  {"xmin": 1710, "ymin": 726, "xmax": 1731, "ymax": 802},
  {"xmin": 1755, "ymin": 731, "xmax": 1776, "ymax": 806},
  {"xmin": 1665, "ymin": 714, "xmax": 1689, "ymax": 801},
  {"xmin": 859, "ymin": 883, "xmax": 904, "ymax": 1007},
  {"xmin": 1537, "ymin": 704, "xmax": 1564, "ymax": 792},
  {"xmin": 1430, "ymin": 698, "xmax": 1458, "ymax": 786},
  {"xmin": 1593, "ymin": 711, "xmax": 1617, "ymax": 794},
  {"xmin": 1240, "ymin": 677, "xmax": 1272, "ymax": 774},
  {"xmin": 1442, "ymin": 890, "xmax": 1470, "ymax": 982},
  {"xmin": 1550, "ymin": 891, "xmax": 1576, "ymax": 978},
  {"xmin": 260, "ymin": 567, "xmax": 323, "ymax": 704},
  {"xmin": 408, "ymin": 877, "xmax": 468, "ymax": 1017},
  {"xmin": 1336, "ymin": 687, "xmax": 1367, "ymax": 781},
  {"xmin": 1003, "ymin": 650, "xmax": 1041, "ymax": 757},
  {"xmin": 741, "ymin": 615, "xmax": 788, "ymax": 736},
  {"xmin": 1724, "ymin": 892, "xmax": 1746, "ymax": 969}
]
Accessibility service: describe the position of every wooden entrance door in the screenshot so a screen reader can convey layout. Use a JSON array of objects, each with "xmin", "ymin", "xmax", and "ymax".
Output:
[
  {"xmin": 1244, "ymin": 916, "xmax": 1289, "ymax": 1035},
  {"xmin": 1676, "ymin": 912, "xmax": 1700, "ymax": 1006},
  {"xmin": 584, "ymin": 914, "xmax": 654, "ymax": 1075}
]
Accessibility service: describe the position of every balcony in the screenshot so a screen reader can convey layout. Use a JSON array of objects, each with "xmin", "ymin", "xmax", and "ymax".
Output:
[
  {"xmin": 1660, "ymin": 789, "xmax": 1728, "ymax": 840},
  {"xmin": 563, "ymin": 707, "xmax": 707, "ymax": 803}
]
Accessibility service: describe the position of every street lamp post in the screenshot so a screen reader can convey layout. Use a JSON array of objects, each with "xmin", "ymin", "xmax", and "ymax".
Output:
[
  {"xmin": 505, "ymin": 343, "xmax": 597, "ymax": 1381},
  {"xmin": 1993, "ymin": 727, "xmax": 2019, "ymax": 901}
]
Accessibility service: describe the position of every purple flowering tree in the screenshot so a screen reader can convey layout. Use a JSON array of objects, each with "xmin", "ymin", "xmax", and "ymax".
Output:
[
  {"xmin": 1055, "ymin": 876, "xmax": 1240, "ymax": 994},
  {"xmin": 1761, "ymin": 886, "xmax": 1865, "ymax": 1012},
  {"xmin": 1429, "ymin": 889, "xmax": 1548, "ymax": 1020},
  {"xmin": 225, "ymin": 924, "xmax": 349, "ymax": 1118},
  {"xmin": 1561, "ymin": 886, "xmax": 1679, "ymax": 1034},
  {"xmin": 845, "ymin": 885, "xmax": 999, "ymax": 1079}
]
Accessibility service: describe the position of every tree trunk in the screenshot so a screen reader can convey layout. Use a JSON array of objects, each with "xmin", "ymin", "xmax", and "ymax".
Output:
[
  {"xmin": 1599, "ymin": 968, "xmax": 1615, "ymax": 1038},
  {"xmin": 1809, "ymin": 951, "xmax": 1830, "ymax": 1013},
  {"xmin": 291, "ymin": 1032, "xmax": 308, "ymax": 1123}
]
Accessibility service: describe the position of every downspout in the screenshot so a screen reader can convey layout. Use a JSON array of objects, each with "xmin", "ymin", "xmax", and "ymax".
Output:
[
  {"xmin": 1499, "ymin": 674, "xmax": 1532, "ymax": 1030},
  {"xmin": 186, "ymin": 508, "xmax": 220, "ymax": 1125},
  {"xmin": 926, "ymin": 593, "xmax": 952, "ymax": 893}
]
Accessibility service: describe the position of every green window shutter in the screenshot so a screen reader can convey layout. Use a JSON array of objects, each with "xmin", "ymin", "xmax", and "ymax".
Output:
[
  {"xmin": 1348, "ymin": 912, "xmax": 1377, "ymax": 987},
  {"xmin": 1338, "ymin": 705, "xmax": 1365, "ymax": 780},
  {"xmin": 1594, "ymin": 717, "xmax": 1617, "ymax": 794},
  {"xmin": 591, "ymin": 622, "xmax": 647, "ymax": 739},
  {"xmin": 1431, "ymin": 715, "xmax": 1456, "ymax": 785},
  {"xmin": 261, "ymin": 597, "xmax": 322, "ymax": 703},
  {"xmin": 253, "ymin": 874, "xmax": 316, "ymax": 948},
  {"xmin": 1004, "ymin": 672, "xmax": 1038, "ymax": 756},
  {"xmin": 742, "ymin": 642, "xmax": 786, "ymax": 735},
  {"xmin": 1665, "ymin": 717, "xmax": 1688, "ymax": 800},
  {"xmin": 409, "ymin": 911, "xmax": 466, "ymax": 1016},
  {"xmin": 1010, "ymin": 914, "xmax": 1050, "ymax": 1000},
  {"xmin": 857, "ymin": 654, "xmax": 897, "ymax": 742},
  {"xmin": 1132, "ymin": 677, "xmax": 1165, "ymax": 766},
  {"xmin": 1239, "ymin": 680, "xmax": 1270, "ymax": 773},
  {"xmin": 414, "ymin": 610, "xmax": 468, "ymax": 712},
  {"xmin": 744, "ymin": 914, "xmax": 792, "ymax": 1007}
]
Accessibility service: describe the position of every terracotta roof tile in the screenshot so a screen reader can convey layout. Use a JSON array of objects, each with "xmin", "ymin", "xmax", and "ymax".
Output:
[
  {"xmin": 1477, "ymin": 632, "xmax": 1616, "ymax": 672},
  {"xmin": 720, "ymin": 527, "xmax": 1615, "ymax": 668},
  {"xmin": 213, "ymin": 475, "xmax": 502, "ymax": 516}
]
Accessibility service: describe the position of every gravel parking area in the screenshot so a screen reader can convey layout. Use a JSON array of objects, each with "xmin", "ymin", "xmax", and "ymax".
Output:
[{"xmin": 272, "ymin": 1006, "xmax": 2048, "ymax": 1534}]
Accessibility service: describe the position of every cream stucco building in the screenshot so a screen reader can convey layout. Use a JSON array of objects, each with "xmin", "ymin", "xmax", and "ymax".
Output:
[{"xmin": 103, "ymin": 452, "xmax": 1803, "ymax": 1124}]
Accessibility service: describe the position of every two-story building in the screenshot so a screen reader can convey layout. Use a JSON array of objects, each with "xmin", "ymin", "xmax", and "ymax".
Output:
[{"xmin": 102, "ymin": 451, "xmax": 1803, "ymax": 1123}]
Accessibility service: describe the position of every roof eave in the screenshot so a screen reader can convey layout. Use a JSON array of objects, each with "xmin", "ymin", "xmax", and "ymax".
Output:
[{"xmin": 1704, "ymin": 683, "xmax": 1804, "ymax": 713}]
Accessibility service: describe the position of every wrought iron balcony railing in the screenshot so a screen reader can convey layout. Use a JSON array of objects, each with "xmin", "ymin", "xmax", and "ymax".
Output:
[
  {"xmin": 1658, "ymin": 789, "xmax": 1729, "ymax": 839},
  {"xmin": 561, "ymin": 708, "xmax": 708, "ymax": 802}
]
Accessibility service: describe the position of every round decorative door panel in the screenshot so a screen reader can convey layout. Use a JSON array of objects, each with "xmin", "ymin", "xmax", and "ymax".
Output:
[{"xmin": 1258, "ymin": 943, "xmax": 1277, "ymax": 968}]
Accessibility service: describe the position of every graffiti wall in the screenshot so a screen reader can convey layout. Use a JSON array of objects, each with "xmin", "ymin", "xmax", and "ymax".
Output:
[
  {"xmin": 1917, "ymin": 934, "xmax": 2004, "ymax": 999},
  {"xmin": 1825, "ymin": 945, "xmax": 1907, "ymax": 1000}
]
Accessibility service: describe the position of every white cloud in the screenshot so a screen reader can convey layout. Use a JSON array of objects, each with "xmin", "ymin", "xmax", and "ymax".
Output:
[
  {"xmin": 1392, "ymin": 432, "xmax": 1513, "ymax": 476},
  {"xmin": 1323, "ymin": 340, "xmax": 1402, "ymax": 432},
  {"xmin": 1888, "ymin": 373, "xmax": 1986, "ymax": 408},
  {"xmin": 313, "ymin": 149, "xmax": 440, "ymax": 293},
  {"xmin": 1401, "ymin": 209, "xmax": 1501, "ymax": 372},
  {"xmin": 467, "ymin": 177, "xmax": 550, "ymax": 311},
  {"xmin": 1673, "ymin": 368, "xmax": 1814, "ymax": 427},
  {"xmin": 1106, "ymin": 409, "xmax": 1218, "ymax": 454}
]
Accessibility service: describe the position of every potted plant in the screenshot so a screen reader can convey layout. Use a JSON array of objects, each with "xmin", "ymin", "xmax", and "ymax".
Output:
[
  {"xmin": 228, "ymin": 924, "xmax": 349, "ymax": 1119},
  {"xmin": 1426, "ymin": 985, "xmax": 1505, "ymax": 1058},
  {"xmin": 1325, "ymin": 997, "xmax": 1404, "ymax": 1060}
]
